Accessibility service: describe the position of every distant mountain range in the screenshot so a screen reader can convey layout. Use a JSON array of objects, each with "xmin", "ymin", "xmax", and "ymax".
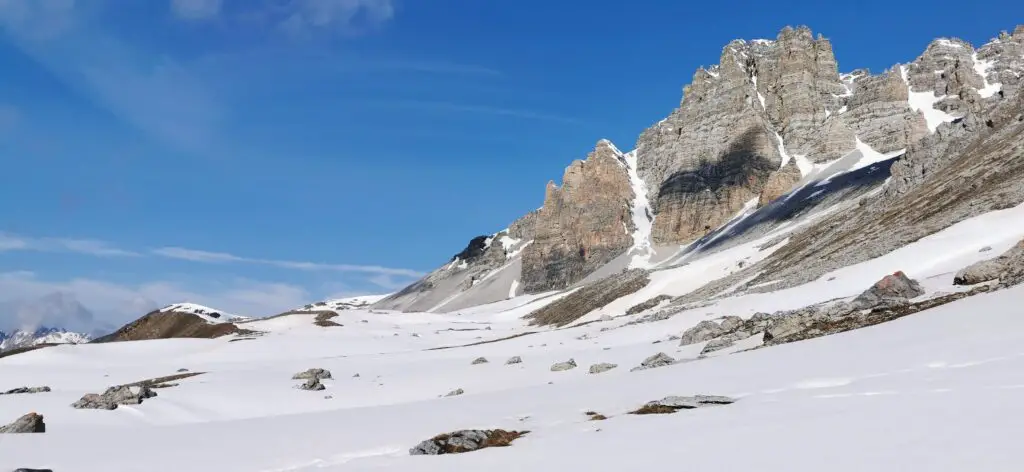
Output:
[{"xmin": 0, "ymin": 326, "xmax": 92, "ymax": 351}]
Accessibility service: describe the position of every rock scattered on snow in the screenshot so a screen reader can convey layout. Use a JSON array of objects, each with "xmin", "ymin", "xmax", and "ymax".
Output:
[
  {"xmin": 176, "ymin": 368, "xmax": 189, "ymax": 373},
  {"xmin": 444, "ymin": 388, "xmax": 465, "ymax": 397},
  {"xmin": 588, "ymin": 363, "xmax": 618, "ymax": 374},
  {"xmin": 71, "ymin": 385, "xmax": 158, "ymax": 410},
  {"xmin": 955, "ymin": 240, "xmax": 1024, "ymax": 287},
  {"xmin": 291, "ymin": 368, "xmax": 333, "ymax": 381},
  {"xmin": 1, "ymin": 386, "xmax": 51, "ymax": 396},
  {"xmin": 550, "ymin": 358, "xmax": 578, "ymax": 371},
  {"xmin": 0, "ymin": 413, "xmax": 46, "ymax": 433},
  {"xmin": 409, "ymin": 429, "xmax": 528, "ymax": 455},
  {"xmin": 851, "ymin": 271, "xmax": 925, "ymax": 309},
  {"xmin": 297, "ymin": 378, "xmax": 326, "ymax": 391},
  {"xmin": 630, "ymin": 395, "xmax": 737, "ymax": 415},
  {"xmin": 505, "ymin": 356, "xmax": 522, "ymax": 365},
  {"xmin": 630, "ymin": 352, "xmax": 676, "ymax": 372},
  {"xmin": 471, "ymin": 357, "xmax": 489, "ymax": 365}
]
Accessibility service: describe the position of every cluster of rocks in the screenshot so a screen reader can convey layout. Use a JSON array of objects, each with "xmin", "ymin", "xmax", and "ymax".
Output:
[
  {"xmin": 409, "ymin": 429, "xmax": 527, "ymax": 455},
  {"xmin": 293, "ymin": 368, "xmax": 332, "ymax": 391},
  {"xmin": 1, "ymin": 386, "xmax": 51, "ymax": 396},
  {"xmin": 678, "ymin": 271, "xmax": 935, "ymax": 351},
  {"xmin": 72, "ymin": 385, "xmax": 157, "ymax": 410},
  {"xmin": 630, "ymin": 395, "xmax": 736, "ymax": 415},
  {"xmin": 0, "ymin": 413, "xmax": 45, "ymax": 434}
]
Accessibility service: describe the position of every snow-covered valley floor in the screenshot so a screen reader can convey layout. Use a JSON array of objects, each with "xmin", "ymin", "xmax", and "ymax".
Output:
[{"xmin": 2, "ymin": 275, "xmax": 1023, "ymax": 471}]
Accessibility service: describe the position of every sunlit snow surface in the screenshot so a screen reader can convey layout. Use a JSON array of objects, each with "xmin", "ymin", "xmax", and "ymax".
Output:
[{"xmin": 4, "ymin": 204, "xmax": 1024, "ymax": 471}]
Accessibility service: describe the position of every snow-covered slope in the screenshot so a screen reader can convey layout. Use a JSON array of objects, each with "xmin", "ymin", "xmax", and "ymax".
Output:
[
  {"xmin": 294, "ymin": 294, "xmax": 392, "ymax": 313},
  {"xmin": 159, "ymin": 303, "xmax": 248, "ymax": 323},
  {"xmin": 2, "ymin": 258, "xmax": 1023, "ymax": 470}
]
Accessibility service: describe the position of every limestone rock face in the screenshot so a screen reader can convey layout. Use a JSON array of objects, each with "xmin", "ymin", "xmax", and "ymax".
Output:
[
  {"xmin": 520, "ymin": 140, "xmax": 635, "ymax": 292},
  {"xmin": 754, "ymin": 27, "xmax": 847, "ymax": 157},
  {"xmin": 759, "ymin": 160, "xmax": 803, "ymax": 206},
  {"xmin": 841, "ymin": 68, "xmax": 928, "ymax": 152}
]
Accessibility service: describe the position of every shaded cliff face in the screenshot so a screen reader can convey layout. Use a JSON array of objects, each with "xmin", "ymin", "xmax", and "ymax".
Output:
[{"xmin": 520, "ymin": 140, "xmax": 636, "ymax": 293}]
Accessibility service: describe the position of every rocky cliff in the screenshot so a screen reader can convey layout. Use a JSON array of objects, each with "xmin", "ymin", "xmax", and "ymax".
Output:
[{"xmin": 375, "ymin": 24, "xmax": 1024, "ymax": 314}]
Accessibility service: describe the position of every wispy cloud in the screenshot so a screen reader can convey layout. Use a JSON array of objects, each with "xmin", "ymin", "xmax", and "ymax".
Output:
[
  {"xmin": 170, "ymin": 0, "xmax": 222, "ymax": 21},
  {"xmin": 279, "ymin": 0, "xmax": 394, "ymax": 39},
  {"xmin": 152, "ymin": 246, "xmax": 423, "ymax": 277},
  {"xmin": 0, "ymin": 233, "xmax": 141, "ymax": 257},
  {"xmin": 0, "ymin": 232, "xmax": 422, "ymax": 278},
  {"xmin": 0, "ymin": 271, "xmax": 320, "ymax": 329},
  {"xmin": 377, "ymin": 100, "xmax": 586, "ymax": 125}
]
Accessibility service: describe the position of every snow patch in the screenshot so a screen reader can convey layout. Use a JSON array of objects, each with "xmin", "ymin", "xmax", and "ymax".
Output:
[
  {"xmin": 972, "ymin": 52, "xmax": 1002, "ymax": 99},
  {"xmin": 752, "ymin": 74, "xmax": 766, "ymax": 110},
  {"xmin": 623, "ymin": 150, "xmax": 655, "ymax": 268},
  {"xmin": 160, "ymin": 303, "xmax": 246, "ymax": 323},
  {"xmin": 900, "ymin": 65, "xmax": 958, "ymax": 132}
]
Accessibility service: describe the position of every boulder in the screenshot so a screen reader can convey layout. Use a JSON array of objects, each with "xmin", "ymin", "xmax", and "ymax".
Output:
[
  {"xmin": 505, "ymin": 356, "xmax": 522, "ymax": 365},
  {"xmin": 471, "ymin": 357, "xmax": 489, "ymax": 365},
  {"xmin": 588, "ymin": 363, "xmax": 618, "ymax": 374},
  {"xmin": 444, "ymin": 388, "xmax": 465, "ymax": 397},
  {"xmin": 0, "ymin": 413, "xmax": 45, "ymax": 433},
  {"xmin": 410, "ymin": 429, "xmax": 527, "ymax": 455},
  {"xmin": 678, "ymin": 320, "xmax": 726, "ymax": 346},
  {"xmin": 292, "ymin": 368, "xmax": 333, "ymax": 381},
  {"xmin": 297, "ymin": 378, "xmax": 326, "ymax": 391},
  {"xmin": 630, "ymin": 395, "xmax": 737, "ymax": 415},
  {"xmin": 71, "ymin": 385, "xmax": 157, "ymax": 410},
  {"xmin": 550, "ymin": 358, "xmax": 578, "ymax": 372},
  {"xmin": 630, "ymin": 352, "xmax": 676, "ymax": 372},
  {"xmin": 851, "ymin": 271, "xmax": 925, "ymax": 309}
]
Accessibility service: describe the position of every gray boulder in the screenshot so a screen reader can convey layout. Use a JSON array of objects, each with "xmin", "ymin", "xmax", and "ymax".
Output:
[
  {"xmin": 410, "ymin": 429, "xmax": 526, "ymax": 455},
  {"xmin": 632, "ymin": 395, "xmax": 737, "ymax": 414},
  {"xmin": 71, "ymin": 385, "xmax": 158, "ymax": 410},
  {"xmin": 678, "ymin": 320, "xmax": 725, "ymax": 346},
  {"xmin": 550, "ymin": 358, "xmax": 578, "ymax": 371},
  {"xmin": 471, "ymin": 357, "xmax": 489, "ymax": 365},
  {"xmin": 699, "ymin": 331, "xmax": 752, "ymax": 356},
  {"xmin": 297, "ymin": 378, "xmax": 325, "ymax": 391},
  {"xmin": 1, "ymin": 387, "xmax": 51, "ymax": 396},
  {"xmin": 954, "ymin": 240, "xmax": 1024, "ymax": 287},
  {"xmin": 444, "ymin": 388, "xmax": 465, "ymax": 397},
  {"xmin": 292, "ymin": 368, "xmax": 333, "ymax": 381},
  {"xmin": 630, "ymin": 352, "xmax": 676, "ymax": 372},
  {"xmin": 851, "ymin": 271, "xmax": 925, "ymax": 309},
  {"xmin": 0, "ymin": 413, "xmax": 46, "ymax": 433},
  {"xmin": 588, "ymin": 363, "xmax": 618, "ymax": 374},
  {"xmin": 505, "ymin": 356, "xmax": 522, "ymax": 365}
]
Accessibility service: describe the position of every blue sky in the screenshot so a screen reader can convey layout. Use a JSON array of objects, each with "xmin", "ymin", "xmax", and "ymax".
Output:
[{"xmin": 0, "ymin": 0, "xmax": 1018, "ymax": 329}]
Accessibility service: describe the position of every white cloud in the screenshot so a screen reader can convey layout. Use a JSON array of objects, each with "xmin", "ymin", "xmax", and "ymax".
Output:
[
  {"xmin": 0, "ymin": 232, "xmax": 141, "ymax": 257},
  {"xmin": 0, "ymin": 271, "xmax": 314, "ymax": 329},
  {"xmin": 0, "ymin": 0, "xmax": 79, "ymax": 41},
  {"xmin": 280, "ymin": 0, "xmax": 394, "ymax": 38},
  {"xmin": 171, "ymin": 0, "xmax": 222, "ymax": 20},
  {"xmin": 152, "ymin": 246, "xmax": 423, "ymax": 277}
]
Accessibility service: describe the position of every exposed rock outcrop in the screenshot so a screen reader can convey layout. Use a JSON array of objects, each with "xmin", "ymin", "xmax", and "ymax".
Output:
[
  {"xmin": 954, "ymin": 239, "xmax": 1024, "ymax": 287},
  {"xmin": 521, "ymin": 140, "xmax": 636, "ymax": 292},
  {"xmin": 72, "ymin": 385, "xmax": 157, "ymax": 410},
  {"xmin": 297, "ymin": 378, "xmax": 325, "ymax": 391},
  {"xmin": 471, "ymin": 357, "xmax": 489, "ymax": 365},
  {"xmin": 851, "ymin": 271, "xmax": 925, "ymax": 308},
  {"xmin": 1, "ymin": 387, "xmax": 51, "ymax": 395},
  {"xmin": 525, "ymin": 269, "xmax": 649, "ymax": 327},
  {"xmin": 92, "ymin": 310, "xmax": 250, "ymax": 343},
  {"xmin": 0, "ymin": 413, "xmax": 45, "ymax": 433},
  {"xmin": 409, "ymin": 429, "xmax": 527, "ymax": 455},
  {"xmin": 759, "ymin": 160, "xmax": 803, "ymax": 206},
  {"xmin": 588, "ymin": 363, "xmax": 618, "ymax": 374}
]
